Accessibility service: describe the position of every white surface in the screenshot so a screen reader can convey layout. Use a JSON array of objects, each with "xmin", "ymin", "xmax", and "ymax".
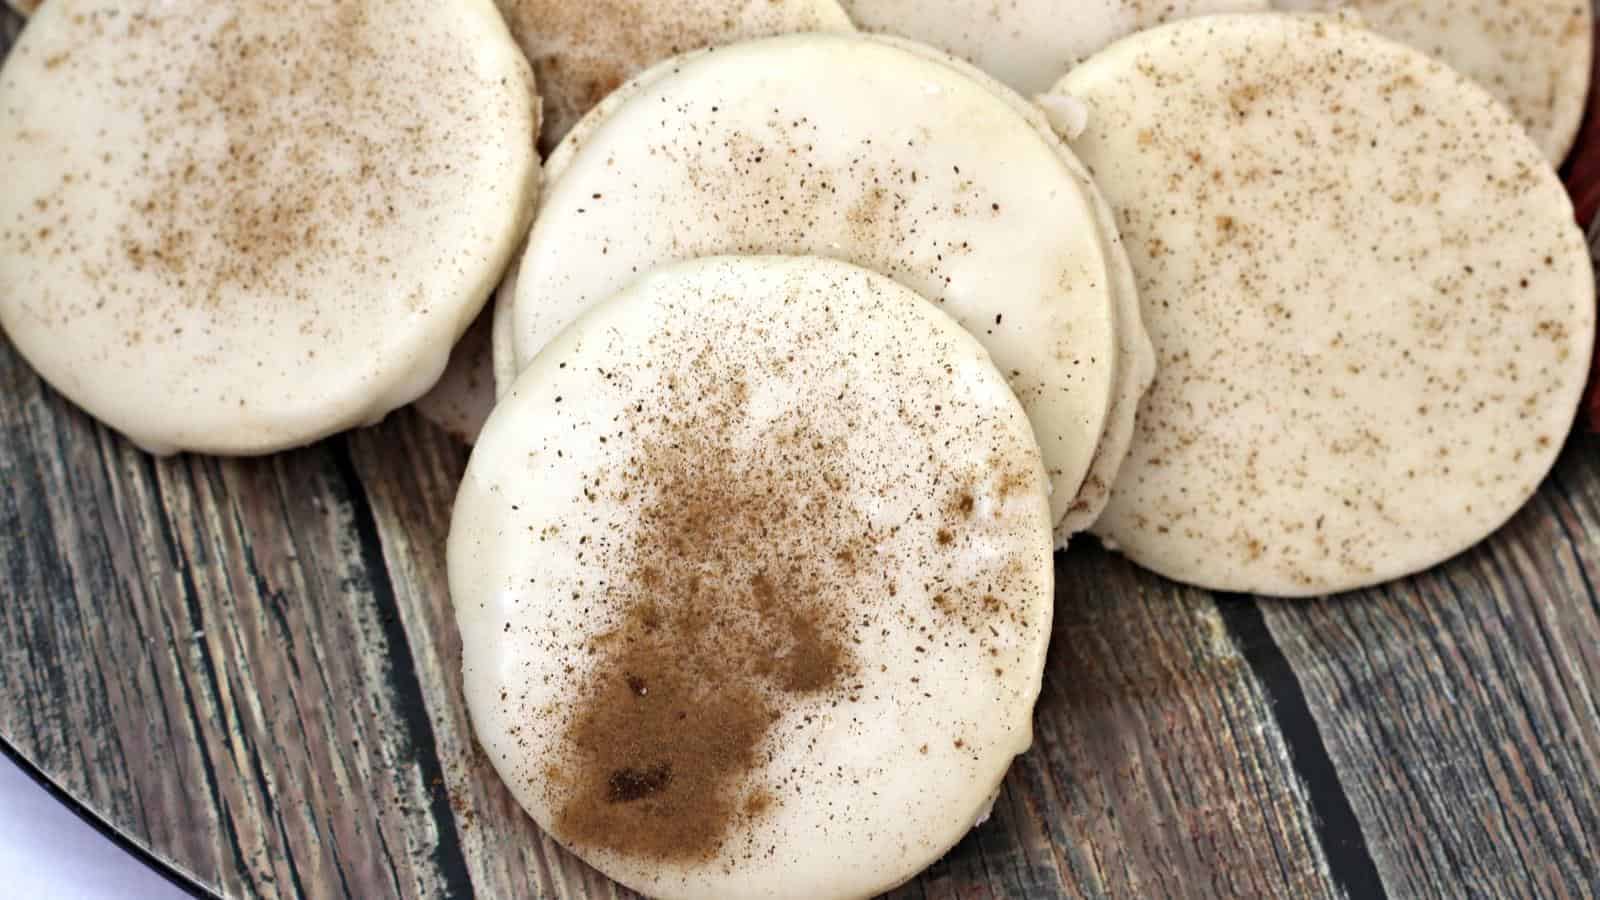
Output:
[{"xmin": 0, "ymin": 753, "xmax": 190, "ymax": 900}]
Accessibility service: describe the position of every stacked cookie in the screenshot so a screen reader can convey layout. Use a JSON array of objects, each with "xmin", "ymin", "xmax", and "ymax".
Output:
[{"xmin": 466, "ymin": 35, "xmax": 1139, "ymax": 897}]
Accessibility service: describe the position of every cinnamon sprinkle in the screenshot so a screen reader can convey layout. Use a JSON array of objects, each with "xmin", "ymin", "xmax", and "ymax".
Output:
[
  {"xmin": 551, "ymin": 363, "xmax": 869, "ymax": 863},
  {"xmin": 108, "ymin": 3, "xmax": 443, "ymax": 305}
]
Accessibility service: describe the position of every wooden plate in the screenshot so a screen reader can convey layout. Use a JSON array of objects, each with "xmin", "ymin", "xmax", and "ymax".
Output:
[{"xmin": 3, "ymin": 8, "xmax": 1598, "ymax": 898}]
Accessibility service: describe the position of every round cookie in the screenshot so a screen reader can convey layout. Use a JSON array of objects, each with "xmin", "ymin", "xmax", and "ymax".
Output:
[
  {"xmin": 502, "ymin": 33, "xmax": 1122, "ymax": 531},
  {"xmin": 1280, "ymin": 0, "xmax": 1593, "ymax": 164},
  {"xmin": 840, "ymin": 0, "xmax": 1269, "ymax": 97},
  {"xmin": 1058, "ymin": 14, "xmax": 1596, "ymax": 596},
  {"xmin": 453, "ymin": 255, "xmax": 1053, "ymax": 900},
  {"xmin": 0, "ymin": 0, "xmax": 539, "ymax": 454},
  {"xmin": 495, "ymin": 0, "xmax": 853, "ymax": 153}
]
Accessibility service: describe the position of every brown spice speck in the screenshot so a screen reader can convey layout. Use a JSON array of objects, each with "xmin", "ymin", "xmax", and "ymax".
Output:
[
  {"xmin": 553, "ymin": 370, "xmax": 865, "ymax": 863},
  {"xmin": 500, "ymin": 0, "xmax": 847, "ymax": 154},
  {"xmin": 742, "ymin": 790, "xmax": 773, "ymax": 818},
  {"xmin": 96, "ymin": 2, "xmax": 470, "ymax": 310},
  {"xmin": 955, "ymin": 492, "xmax": 975, "ymax": 516}
]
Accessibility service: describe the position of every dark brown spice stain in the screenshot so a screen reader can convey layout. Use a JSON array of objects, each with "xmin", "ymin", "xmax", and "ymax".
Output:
[
  {"xmin": 607, "ymin": 764, "xmax": 674, "ymax": 803},
  {"xmin": 742, "ymin": 790, "xmax": 773, "ymax": 818},
  {"xmin": 551, "ymin": 367, "xmax": 865, "ymax": 863}
]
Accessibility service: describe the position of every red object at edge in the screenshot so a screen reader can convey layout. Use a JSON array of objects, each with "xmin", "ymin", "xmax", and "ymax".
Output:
[{"xmin": 1561, "ymin": 20, "xmax": 1600, "ymax": 432}]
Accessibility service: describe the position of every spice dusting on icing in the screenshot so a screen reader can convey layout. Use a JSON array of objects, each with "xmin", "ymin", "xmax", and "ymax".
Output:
[
  {"xmin": 108, "ymin": 2, "xmax": 439, "ymax": 304},
  {"xmin": 1331, "ymin": 0, "xmax": 1592, "ymax": 163},
  {"xmin": 551, "ymin": 360, "xmax": 866, "ymax": 862},
  {"xmin": 1067, "ymin": 14, "xmax": 1595, "ymax": 595},
  {"xmin": 456, "ymin": 257, "xmax": 1054, "ymax": 895},
  {"xmin": 495, "ymin": 0, "xmax": 850, "ymax": 151},
  {"xmin": 0, "ymin": 0, "xmax": 535, "ymax": 453},
  {"xmin": 512, "ymin": 35, "xmax": 1121, "ymax": 530}
]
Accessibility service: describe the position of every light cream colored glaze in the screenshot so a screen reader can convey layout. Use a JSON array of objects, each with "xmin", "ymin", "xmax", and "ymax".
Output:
[
  {"xmin": 1280, "ymin": 0, "xmax": 1592, "ymax": 164},
  {"xmin": 412, "ymin": 312, "xmax": 499, "ymax": 445},
  {"xmin": 496, "ymin": 34, "xmax": 1154, "ymax": 540},
  {"xmin": 1061, "ymin": 13, "xmax": 1596, "ymax": 596},
  {"xmin": 454, "ymin": 255, "xmax": 1053, "ymax": 900},
  {"xmin": 861, "ymin": 34, "xmax": 1155, "ymax": 542},
  {"xmin": 495, "ymin": 0, "xmax": 853, "ymax": 153},
  {"xmin": 504, "ymin": 33, "xmax": 1121, "ymax": 530},
  {"xmin": 413, "ymin": 83, "xmax": 543, "ymax": 448},
  {"xmin": 840, "ymin": 0, "xmax": 1269, "ymax": 96},
  {"xmin": 490, "ymin": 50, "xmax": 714, "ymax": 401},
  {"xmin": 1052, "ymin": 171, "xmax": 1152, "ymax": 543},
  {"xmin": 0, "ymin": 0, "xmax": 539, "ymax": 455},
  {"xmin": 491, "ymin": 252, "xmax": 522, "ymax": 400},
  {"xmin": 874, "ymin": 34, "xmax": 1156, "ymax": 541}
]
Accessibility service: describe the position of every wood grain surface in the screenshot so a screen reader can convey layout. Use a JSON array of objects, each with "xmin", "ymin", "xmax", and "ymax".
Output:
[{"xmin": 5, "ymin": 7, "xmax": 1600, "ymax": 899}]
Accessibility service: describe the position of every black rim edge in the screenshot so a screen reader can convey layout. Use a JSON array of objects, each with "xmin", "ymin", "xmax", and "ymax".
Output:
[{"xmin": 0, "ymin": 737, "xmax": 219, "ymax": 900}]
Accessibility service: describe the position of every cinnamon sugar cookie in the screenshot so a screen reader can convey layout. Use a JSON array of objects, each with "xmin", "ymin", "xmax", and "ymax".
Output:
[
  {"xmin": 454, "ymin": 255, "xmax": 1053, "ymax": 900},
  {"xmin": 1059, "ymin": 14, "xmax": 1595, "ymax": 595},
  {"xmin": 0, "ymin": 0, "xmax": 538, "ymax": 454}
]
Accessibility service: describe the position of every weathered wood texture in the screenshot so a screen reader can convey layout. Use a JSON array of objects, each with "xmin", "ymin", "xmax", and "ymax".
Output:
[
  {"xmin": 1258, "ymin": 445, "xmax": 1600, "ymax": 899},
  {"xmin": 5, "ymin": 7, "xmax": 1600, "ymax": 900}
]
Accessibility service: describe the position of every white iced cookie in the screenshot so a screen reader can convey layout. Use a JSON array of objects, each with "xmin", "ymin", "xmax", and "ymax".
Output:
[
  {"xmin": 1279, "ymin": 0, "xmax": 1593, "ymax": 164},
  {"xmin": 0, "ymin": 0, "xmax": 538, "ymax": 455},
  {"xmin": 840, "ymin": 0, "xmax": 1269, "ymax": 96},
  {"xmin": 501, "ymin": 33, "xmax": 1121, "ymax": 532},
  {"xmin": 452, "ymin": 255, "xmax": 1053, "ymax": 900},
  {"xmin": 861, "ymin": 34, "xmax": 1156, "ymax": 541},
  {"xmin": 495, "ymin": 0, "xmax": 853, "ymax": 152},
  {"xmin": 1060, "ymin": 14, "xmax": 1596, "ymax": 596}
]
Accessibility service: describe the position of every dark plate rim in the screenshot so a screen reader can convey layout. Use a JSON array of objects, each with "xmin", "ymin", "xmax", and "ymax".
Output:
[{"xmin": 0, "ymin": 736, "xmax": 217, "ymax": 899}]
